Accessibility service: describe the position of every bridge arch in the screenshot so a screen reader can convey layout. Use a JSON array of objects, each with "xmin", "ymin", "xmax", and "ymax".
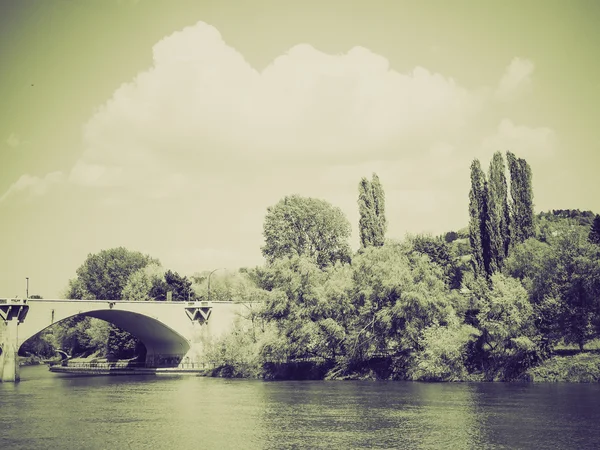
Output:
[{"xmin": 17, "ymin": 303, "xmax": 194, "ymax": 368}]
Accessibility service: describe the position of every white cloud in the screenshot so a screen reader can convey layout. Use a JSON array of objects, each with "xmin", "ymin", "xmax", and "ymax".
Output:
[
  {"xmin": 5, "ymin": 133, "xmax": 21, "ymax": 149},
  {"xmin": 481, "ymin": 119, "xmax": 557, "ymax": 159},
  {"xmin": 0, "ymin": 22, "xmax": 556, "ymax": 251},
  {"xmin": 0, "ymin": 172, "xmax": 64, "ymax": 203},
  {"xmin": 66, "ymin": 21, "xmax": 483, "ymax": 198},
  {"xmin": 495, "ymin": 57, "xmax": 534, "ymax": 101}
]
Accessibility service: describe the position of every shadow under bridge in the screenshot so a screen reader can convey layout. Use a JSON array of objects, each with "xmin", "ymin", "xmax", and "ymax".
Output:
[{"xmin": 84, "ymin": 309, "xmax": 190, "ymax": 367}]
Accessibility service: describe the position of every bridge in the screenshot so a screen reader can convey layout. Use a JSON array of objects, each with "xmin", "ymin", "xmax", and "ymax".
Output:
[{"xmin": 0, "ymin": 298, "xmax": 248, "ymax": 382}]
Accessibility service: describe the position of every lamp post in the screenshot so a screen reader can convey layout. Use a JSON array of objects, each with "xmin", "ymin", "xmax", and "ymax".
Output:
[
  {"xmin": 26, "ymin": 277, "xmax": 29, "ymax": 299},
  {"xmin": 207, "ymin": 268, "xmax": 224, "ymax": 302}
]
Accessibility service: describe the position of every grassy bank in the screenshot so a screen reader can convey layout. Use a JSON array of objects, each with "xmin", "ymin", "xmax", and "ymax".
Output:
[{"xmin": 527, "ymin": 353, "xmax": 600, "ymax": 383}]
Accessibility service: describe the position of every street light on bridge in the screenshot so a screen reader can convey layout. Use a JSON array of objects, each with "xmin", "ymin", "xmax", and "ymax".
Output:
[
  {"xmin": 207, "ymin": 268, "xmax": 225, "ymax": 302},
  {"xmin": 26, "ymin": 277, "xmax": 29, "ymax": 299}
]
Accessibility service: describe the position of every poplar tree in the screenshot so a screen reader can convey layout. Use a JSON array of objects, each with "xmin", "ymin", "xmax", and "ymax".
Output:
[
  {"xmin": 358, "ymin": 174, "xmax": 387, "ymax": 248},
  {"xmin": 469, "ymin": 159, "xmax": 491, "ymax": 277},
  {"xmin": 507, "ymin": 151, "xmax": 535, "ymax": 246},
  {"xmin": 371, "ymin": 173, "xmax": 387, "ymax": 246},
  {"xmin": 589, "ymin": 214, "xmax": 600, "ymax": 245},
  {"xmin": 358, "ymin": 177, "xmax": 377, "ymax": 248},
  {"xmin": 486, "ymin": 152, "xmax": 510, "ymax": 271}
]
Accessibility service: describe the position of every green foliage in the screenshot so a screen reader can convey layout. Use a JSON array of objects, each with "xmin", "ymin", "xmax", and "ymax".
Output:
[
  {"xmin": 192, "ymin": 270, "xmax": 264, "ymax": 302},
  {"xmin": 471, "ymin": 274, "xmax": 541, "ymax": 379},
  {"xmin": 358, "ymin": 173, "xmax": 387, "ymax": 248},
  {"xmin": 505, "ymin": 224, "xmax": 600, "ymax": 349},
  {"xmin": 20, "ymin": 329, "xmax": 55, "ymax": 358},
  {"xmin": 257, "ymin": 256, "xmax": 347, "ymax": 360},
  {"xmin": 162, "ymin": 270, "xmax": 195, "ymax": 301},
  {"xmin": 261, "ymin": 195, "xmax": 352, "ymax": 268},
  {"xmin": 444, "ymin": 231, "xmax": 459, "ymax": 243},
  {"xmin": 105, "ymin": 324, "xmax": 140, "ymax": 359},
  {"xmin": 468, "ymin": 159, "xmax": 490, "ymax": 277},
  {"xmin": 371, "ymin": 173, "xmax": 387, "ymax": 246},
  {"xmin": 538, "ymin": 209, "xmax": 596, "ymax": 228},
  {"xmin": 528, "ymin": 353, "xmax": 600, "ymax": 383},
  {"xmin": 122, "ymin": 263, "xmax": 165, "ymax": 301},
  {"xmin": 507, "ymin": 151, "xmax": 535, "ymax": 246},
  {"xmin": 63, "ymin": 277, "xmax": 94, "ymax": 299},
  {"xmin": 412, "ymin": 322, "xmax": 480, "ymax": 381},
  {"xmin": 358, "ymin": 177, "xmax": 378, "ymax": 248},
  {"xmin": 589, "ymin": 214, "xmax": 600, "ymax": 245},
  {"xmin": 350, "ymin": 244, "xmax": 457, "ymax": 362},
  {"xmin": 68, "ymin": 247, "xmax": 159, "ymax": 300},
  {"xmin": 408, "ymin": 234, "xmax": 463, "ymax": 289},
  {"xmin": 486, "ymin": 151, "xmax": 510, "ymax": 271}
]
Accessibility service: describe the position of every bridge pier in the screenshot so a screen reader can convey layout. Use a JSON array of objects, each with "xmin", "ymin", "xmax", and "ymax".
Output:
[
  {"xmin": 0, "ymin": 299, "xmax": 29, "ymax": 383},
  {"xmin": 0, "ymin": 320, "xmax": 19, "ymax": 382}
]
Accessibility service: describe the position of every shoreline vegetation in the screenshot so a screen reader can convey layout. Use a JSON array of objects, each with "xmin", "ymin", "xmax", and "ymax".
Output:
[
  {"xmin": 201, "ymin": 352, "xmax": 600, "ymax": 383},
  {"xmin": 20, "ymin": 152, "xmax": 600, "ymax": 384}
]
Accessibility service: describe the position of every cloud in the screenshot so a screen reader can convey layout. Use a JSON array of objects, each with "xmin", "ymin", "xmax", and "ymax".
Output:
[
  {"xmin": 481, "ymin": 119, "xmax": 557, "ymax": 159},
  {"xmin": 5, "ymin": 133, "xmax": 21, "ymax": 149},
  {"xmin": 65, "ymin": 21, "xmax": 483, "ymax": 198},
  {"xmin": 0, "ymin": 21, "xmax": 556, "ymax": 251},
  {"xmin": 0, "ymin": 172, "xmax": 64, "ymax": 203},
  {"xmin": 495, "ymin": 57, "xmax": 534, "ymax": 101}
]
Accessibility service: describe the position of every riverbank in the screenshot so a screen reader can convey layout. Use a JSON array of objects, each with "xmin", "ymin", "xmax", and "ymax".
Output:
[
  {"xmin": 18, "ymin": 355, "xmax": 44, "ymax": 366},
  {"xmin": 202, "ymin": 353, "xmax": 600, "ymax": 383},
  {"xmin": 526, "ymin": 353, "xmax": 600, "ymax": 382}
]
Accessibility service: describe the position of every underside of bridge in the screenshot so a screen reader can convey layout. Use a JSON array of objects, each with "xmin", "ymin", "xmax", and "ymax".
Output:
[
  {"xmin": 83, "ymin": 310, "xmax": 191, "ymax": 367},
  {"xmin": 19, "ymin": 310, "xmax": 191, "ymax": 369}
]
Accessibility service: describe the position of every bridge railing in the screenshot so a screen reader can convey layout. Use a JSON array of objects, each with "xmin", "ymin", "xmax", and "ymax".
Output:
[
  {"xmin": 177, "ymin": 362, "xmax": 215, "ymax": 370},
  {"xmin": 56, "ymin": 361, "xmax": 146, "ymax": 369}
]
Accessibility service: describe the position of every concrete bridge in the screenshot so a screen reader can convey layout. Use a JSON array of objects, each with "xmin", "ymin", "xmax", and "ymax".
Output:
[{"xmin": 0, "ymin": 298, "xmax": 249, "ymax": 382}]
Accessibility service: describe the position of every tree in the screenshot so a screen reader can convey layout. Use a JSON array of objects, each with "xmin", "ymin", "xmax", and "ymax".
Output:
[
  {"xmin": 350, "ymin": 243, "xmax": 456, "ymax": 360},
  {"xmin": 486, "ymin": 152, "xmax": 510, "ymax": 271},
  {"xmin": 507, "ymin": 151, "xmax": 535, "ymax": 246},
  {"xmin": 472, "ymin": 274, "xmax": 540, "ymax": 379},
  {"xmin": 192, "ymin": 270, "xmax": 264, "ymax": 302},
  {"xmin": 412, "ymin": 321, "xmax": 480, "ymax": 381},
  {"xmin": 71, "ymin": 247, "xmax": 159, "ymax": 300},
  {"xmin": 358, "ymin": 174, "xmax": 387, "ymax": 248},
  {"xmin": 371, "ymin": 173, "xmax": 387, "ymax": 246},
  {"xmin": 408, "ymin": 234, "xmax": 462, "ymax": 289},
  {"xmin": 122, "ymin": 264, "xmax": 165, "ymax": 301},
  {"xmin": 164, "ymin": 270, "xmax": 195, "ymax": 301},
  {"xmin": 589, "ymin": 214, "xmax": 600, "ymax": 245},
  {"xmin": 505, "ymin": 224, "xmax": 600, "ymax": 350},
  {"xmin": 64, "ymin": 277, "xmax": 94, "ymax": 300},
  {"xmin": 358, "ymin": 177, "xmax": 377, "ymax": 248},
  {"xmin": 468, "ymin": 159, "xmax": 491, "ymax": 277},
  {"xmin": 142, "ymin": 269, "xmax": 196, "ymax": 301},
  {"xmin": 262, "ymin": 195, "xmax": 352, "ymax": 268}
]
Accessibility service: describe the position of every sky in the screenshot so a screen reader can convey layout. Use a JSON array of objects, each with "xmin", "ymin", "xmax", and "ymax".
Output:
[{"xmin": 1, "ymin": 0, "xmax": 599, "ymax": 298}]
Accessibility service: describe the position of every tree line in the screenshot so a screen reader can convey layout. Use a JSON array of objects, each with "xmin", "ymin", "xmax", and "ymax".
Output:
[{"xmin": 22, "ymin": 154, "xmax": 600, "ymax": 380}]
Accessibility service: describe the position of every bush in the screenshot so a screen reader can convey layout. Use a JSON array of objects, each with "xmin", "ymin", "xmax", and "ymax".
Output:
[{"xmin": 527, "ymin": 353, "xmax": 600, "ymax": 382}]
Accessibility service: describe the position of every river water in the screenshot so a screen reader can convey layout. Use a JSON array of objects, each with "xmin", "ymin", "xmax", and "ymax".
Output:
[{"xmin": 1, "ymin": 365, "xmax": 600, "ymax": 449}]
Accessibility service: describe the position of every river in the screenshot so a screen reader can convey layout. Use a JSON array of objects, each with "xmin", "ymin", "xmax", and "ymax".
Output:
[{"xmin": 1, "ymin": 365, "xmax": 600, "ymax": 449}]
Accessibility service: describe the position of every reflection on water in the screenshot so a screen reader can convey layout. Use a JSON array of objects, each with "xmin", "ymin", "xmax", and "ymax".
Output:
[{"xmin": 1, "ymin": 365, "xmax": 600, "ymax": 449}]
